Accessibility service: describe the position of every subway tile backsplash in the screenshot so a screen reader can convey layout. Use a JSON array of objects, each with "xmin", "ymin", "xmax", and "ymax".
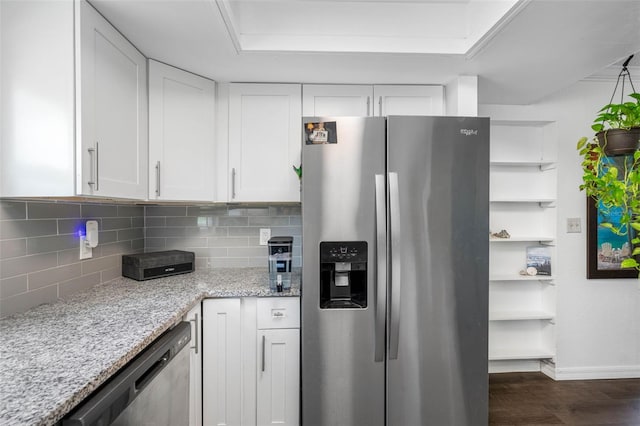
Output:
[
  {"xmin": 0, "ymin": 200, "xmax": 144, "ymax": 318},
  {"xmin": 144, "ymin": 204, "xmax": 302, "ymax": 269},
  {"xmin": 0, "ymin": 200, "xmax": 302, "ymax": 318}
]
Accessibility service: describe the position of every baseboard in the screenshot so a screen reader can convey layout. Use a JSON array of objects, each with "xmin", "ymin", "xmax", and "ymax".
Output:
[
  {"xmin": 540, "ymin": 359, "xmax": 556, "ymax": 379},
  {"xmin": 553, "ymin": 365, "xmax": 640, "ymax": 380},
  {"xmin": 488, "ymin": 359, "xmax": 541, "ymax": 373}
]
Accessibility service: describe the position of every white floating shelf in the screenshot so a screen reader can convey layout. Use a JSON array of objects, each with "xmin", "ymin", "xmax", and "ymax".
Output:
[
  {"xmin": 490, "ymin": 236, "xmax": 555, "ymax": 243},
  {"xmin": 489, "ymin": 310, "xmax": 555, "ymax": 321},
  {"xmin": 489, "ymin": 348, "xmax": 555, "ymax": 361},
  {"xmin": 490, "ymin": 161, "xmax": 556, "ymax": 171},
  {"xmin": 490, "ymin": 198, "xmax": 556, "ymax": 204},
  {"xmin": 490, "ymin": 275, "xmax": 555, "ymax": 282}
]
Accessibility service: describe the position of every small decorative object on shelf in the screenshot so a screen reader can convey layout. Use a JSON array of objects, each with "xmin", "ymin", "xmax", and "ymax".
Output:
[
  {"xmin": 577, "ymin": 55, "xmax": 640, "ymax": 276},
  {"xmin": 490, "ymin": 229, "xmax": 511, "ymax": 239},
  {"xmin": 526, "ymin": 246, "xmax": 551, "ymax": 276}
]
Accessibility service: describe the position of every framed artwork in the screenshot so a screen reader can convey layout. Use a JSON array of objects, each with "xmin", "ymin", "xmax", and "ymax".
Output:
[{"xmin": 586, "ymin": 197, "xmax": 638, "ymax": 279}]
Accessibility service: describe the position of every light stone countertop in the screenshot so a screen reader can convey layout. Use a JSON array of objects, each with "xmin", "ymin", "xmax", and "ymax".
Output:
[{"xmin": 0, "ymin": 267, "xmax": 300, "ymax": 426}]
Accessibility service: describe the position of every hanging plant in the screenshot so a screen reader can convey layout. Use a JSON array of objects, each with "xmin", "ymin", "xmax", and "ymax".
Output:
[{"xmin": 577, "ymin": 55, "xmax": 640, "ymax": 274}]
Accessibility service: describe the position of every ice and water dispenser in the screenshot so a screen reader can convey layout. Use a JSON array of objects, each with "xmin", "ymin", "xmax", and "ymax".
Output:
[
  {"xmin": 319, "ymin": 241, "xmax": 367, "ymax": 309},
  {"xmin": 268, "ymin": 236, "xmax": 293, "ymax": 292}
]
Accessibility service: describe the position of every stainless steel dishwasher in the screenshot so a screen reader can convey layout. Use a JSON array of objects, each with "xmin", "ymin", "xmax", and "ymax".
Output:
[{"xmin": 63, "ymin": 321, "xmax": 191, "ymax": 426}]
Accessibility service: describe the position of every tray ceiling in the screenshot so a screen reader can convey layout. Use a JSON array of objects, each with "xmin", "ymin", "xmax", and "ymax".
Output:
[{"xmin": 216, "ymin": 0, "xmax": 520, "ymax": 54}]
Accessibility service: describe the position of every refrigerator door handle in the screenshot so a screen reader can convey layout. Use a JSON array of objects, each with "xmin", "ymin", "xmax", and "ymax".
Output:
[
  {"xmin": 388, "ymin": 172, "xmax": 401, "ymax": 360},
  {"xmin": 374, "ymin": 174, "xmax": 387, "ymax": 362}
]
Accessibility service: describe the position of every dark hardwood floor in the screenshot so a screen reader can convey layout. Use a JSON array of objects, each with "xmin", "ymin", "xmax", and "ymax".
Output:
[{"xmin": 489, "ymin": 372, "xmax": 640, "ymax": 425}]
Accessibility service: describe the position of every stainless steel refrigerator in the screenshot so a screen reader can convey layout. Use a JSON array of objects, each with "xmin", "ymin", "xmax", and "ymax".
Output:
[{"xmin": 301, "ymin": 116, "xmax": 489, "ymax": 426}]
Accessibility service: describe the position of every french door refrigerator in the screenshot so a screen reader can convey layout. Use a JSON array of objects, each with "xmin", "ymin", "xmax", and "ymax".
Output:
[{"xmin": 301, "ymin": 116, "xmax": 489, "ymax": 426}]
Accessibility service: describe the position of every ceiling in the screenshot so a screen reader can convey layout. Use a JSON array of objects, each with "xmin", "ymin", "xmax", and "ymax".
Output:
[{"xmin": 90, "ymin": 0, "xmax": 640, "ymax": 105}]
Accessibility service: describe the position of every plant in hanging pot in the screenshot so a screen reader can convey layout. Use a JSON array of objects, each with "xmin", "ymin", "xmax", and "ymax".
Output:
[
  {"xmin": 577, "ymin": 136, "xmax": 640, "ymax": 272},
  {"xmin": 577, "ymin": 55, "xmax": 640, "ymax": 274},
  {"xmin": 591, "ymin": 92, "xmax": 640, "ymax": 156}
]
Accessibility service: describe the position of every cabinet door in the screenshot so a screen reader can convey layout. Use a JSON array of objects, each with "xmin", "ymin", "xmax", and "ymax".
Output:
[
  {"xmin": 373, "ymin": 85, "xmax": 444, "ymax": 116},
  {"xmin": 228, "ymin": 83, "xmax": 301, "ymax": 202},
  {"xmin": 185, "ymin": 303, "xmax": 203, "ymax": 426},
  {"xmin": 302, "ymin": 84, "xmax": 373, "ymax": 116},
  {"xmin": 148, "ymin": 60, "xmax": 217, "ymax": 201},
  {"xmin": 78, "ymin": 0, "xmax": 148, "ymax": 199},
  {"xmin": 257, "ymin": 329, "xmax": 300, "ymax": 426},
  {"xmin": 203, "ymin": 299, "xmax": 242, "ymax": 426},
  {"xmin": 0, "ymin": 1, "xmax": 76, "ymax": 197}
]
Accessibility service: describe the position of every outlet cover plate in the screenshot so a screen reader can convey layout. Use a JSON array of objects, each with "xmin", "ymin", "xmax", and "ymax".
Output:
[
  {"xmin": 259, "ymin": 228, "xmax": 271, "ymax": 246},
  {"xmin": 79, "ymin": 236, "xmax": 93, "ymax": 259}
]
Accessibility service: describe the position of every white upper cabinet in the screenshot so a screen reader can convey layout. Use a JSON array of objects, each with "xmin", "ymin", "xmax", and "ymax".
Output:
[
  {"xmin": 1, "ymin": 1, "xmax": 76, "ymax": 197},
  {"xmin": 228, "ymin": 83, "xmax": 302, "ymax": 202},
  {"xmin": 77, "ymin": 0, "xmax": 147, "ymax": 199},
  {"xmin": 148, "ymin": 60, "xmax": 217, "ymax": 201},
  {"xmin": 0, "ymin": 0, "xmax": 147, "ymax": 199},
  {"xmin": 373, "ymin": 85, "xmax": 444, "ymax": 116},
  {"xmin": 302, "ymin": 84, "xmax": 373, "ymax": 116},
  {"xmin": 302, "ymin": 84, "xmax": 444, "ymax": 117}
]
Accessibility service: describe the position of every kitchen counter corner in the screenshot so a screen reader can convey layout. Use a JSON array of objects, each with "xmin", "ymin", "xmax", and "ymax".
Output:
[{"xmin": 0, "ymin": 267, "xmax": 299, "ymax": 426}]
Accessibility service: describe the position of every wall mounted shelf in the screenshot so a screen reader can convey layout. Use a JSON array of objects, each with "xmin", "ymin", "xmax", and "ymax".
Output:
[
  {"xmin": 487, "ymin": 117, "xmax": 558, "ymax": 373},
  {"xmin": 489, "ymin": 310, "xmax": 555, "ymax": 321}
]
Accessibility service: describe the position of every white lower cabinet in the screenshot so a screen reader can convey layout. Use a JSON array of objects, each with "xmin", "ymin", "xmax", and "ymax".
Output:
[
  {"xmin": 256, "ymin": 298, "xmax": 300, "ymax": 426},
  {"xmin": 185, "ymin": 303, "xmax": 203, "ymax": 426},
  {"xmin": 202, "ymin": 298, "xmax": 242, "ymax": 426},
  {"xmin": 203, "ymin": 297, "xmax": 300, "ymax": 426},
  {"xmin": 257, "ymin": 329, "xmax": 300, "ymax": 426}
]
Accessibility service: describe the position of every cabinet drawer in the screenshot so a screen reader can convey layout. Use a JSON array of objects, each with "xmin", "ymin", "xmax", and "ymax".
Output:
[{"xmin": 257, "ymin": 297, "xmax": 300, "ymax": 329}]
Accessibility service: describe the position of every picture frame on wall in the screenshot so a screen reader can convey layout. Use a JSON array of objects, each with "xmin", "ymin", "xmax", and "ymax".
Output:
[{"xmin": 586, "ymin": 197, "xmax": 638, "ymax": 279}]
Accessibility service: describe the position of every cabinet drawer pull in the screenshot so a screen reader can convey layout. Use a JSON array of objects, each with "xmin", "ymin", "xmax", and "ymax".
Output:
[{"xmin": 271, "ymin": 309, "xmax": 286, "ymax": 318}]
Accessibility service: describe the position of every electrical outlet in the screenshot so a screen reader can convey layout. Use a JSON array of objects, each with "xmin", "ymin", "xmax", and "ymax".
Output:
[
  {"xmin": 259, "ymin": 228, "xmax": 271, "ymax": 246},
  {"xmin": 79, "ymin": 235, "xmax": 92, "ymax": 259},
  {"xmin": 567, "ymin": 217, "xmax": 581, "ymax": 233}
]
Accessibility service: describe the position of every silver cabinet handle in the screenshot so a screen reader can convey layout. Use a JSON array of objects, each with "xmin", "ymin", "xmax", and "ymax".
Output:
[
  {"xmin": 231, "ymin": 167, "xmax": 237, "ymax": 199},
  {"xmin": 366, "ymin": 96, "xmax": 371, "ymax": 116},
  {"xmin": 388, "ymin": 172, "xmax": 401, "ymax": 360},
  {"xmin": 261, "ymin": 334, "xmax": 266, "ymax": 372},
  {"xmin": 374, "ymin": 174, "xmax": 387, "ymax": 363},
  {"xmin": 95, "ymin": 142, "xmax": 99, "ymax": 191},
  {"xmin": 378, "ymin": 96, "xmax": 383, "ymax": 117},
  {"xmin": 155, "ymin": 161, "xmax": 161, "ymax": 197},
  {"xmin": 189, "ymin": 313, "xmax": 199, "ymax": 354},
  {"xmin": 87, "ymin": 142, "xmax": 99, "ymax": 191},
  {"xmin": 87, "ymin": 147, "xmax": 96, "ymax": 188}
]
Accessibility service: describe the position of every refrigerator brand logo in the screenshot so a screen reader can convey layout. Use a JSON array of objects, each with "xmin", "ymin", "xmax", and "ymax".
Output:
[{"xmin": 460, "ymin": 129, "xmax": 478, "ymax": 136}]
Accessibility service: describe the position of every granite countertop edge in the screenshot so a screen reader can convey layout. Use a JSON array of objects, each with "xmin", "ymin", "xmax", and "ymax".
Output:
[{"xmin": 0, "ymin": 267, "xmax": 299, "ymax": 426}]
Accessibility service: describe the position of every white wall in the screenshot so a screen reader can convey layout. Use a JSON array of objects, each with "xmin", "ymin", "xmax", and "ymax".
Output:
[{"xmin": 482, "ymin": 80, "xmax": 640, "ymax": 379}]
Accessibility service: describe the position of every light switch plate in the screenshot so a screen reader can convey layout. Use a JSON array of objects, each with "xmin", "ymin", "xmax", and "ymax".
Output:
[
  {"xmin": 259, "ymin": 228, "xmax": 271, "ymax": 246},
  {"xmin": 567, "ymin": 217, "xmax": 581, "ymax": 233}
]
